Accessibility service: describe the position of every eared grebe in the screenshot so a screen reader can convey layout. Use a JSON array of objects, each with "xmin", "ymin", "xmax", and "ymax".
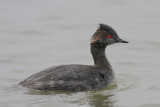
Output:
[{"xmin": 19, "ymin": 24, "xmax": 128, "ymax": 91}]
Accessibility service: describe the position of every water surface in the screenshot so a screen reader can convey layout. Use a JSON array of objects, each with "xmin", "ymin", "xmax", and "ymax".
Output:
[{"xmin": 0, "ymin": 0, "xmax": 160, "ymax": 107}]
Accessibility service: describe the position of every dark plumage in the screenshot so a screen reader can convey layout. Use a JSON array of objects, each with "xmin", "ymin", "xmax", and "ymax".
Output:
[{"xmin": 19, "ymin": 24, "xmax": 128, "ymax": 91}]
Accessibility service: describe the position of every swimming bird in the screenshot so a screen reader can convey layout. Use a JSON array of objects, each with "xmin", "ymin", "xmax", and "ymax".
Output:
[{"xmin": 19, "ymin": 24, "xmax": 128, "ymax": 91}]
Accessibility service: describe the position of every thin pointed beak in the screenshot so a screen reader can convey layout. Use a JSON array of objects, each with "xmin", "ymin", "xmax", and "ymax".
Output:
[{"xmin": 116, "ymin": 39, "xmax": 129, "ymax": 43}]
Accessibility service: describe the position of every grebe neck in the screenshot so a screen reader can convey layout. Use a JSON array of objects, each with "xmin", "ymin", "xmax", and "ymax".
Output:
[{"xmin": 90, "ymin": 43, "xmax": 111, "ymax": 69}]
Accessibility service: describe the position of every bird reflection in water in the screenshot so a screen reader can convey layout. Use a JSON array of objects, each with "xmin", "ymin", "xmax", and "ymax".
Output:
[
  {"xmin": 26, "ymin": 83, "xmax": 118, "ymax": 107},
  {"xmin": 86, "ymin": 91, "xmax": 117, "ymax": 107}
]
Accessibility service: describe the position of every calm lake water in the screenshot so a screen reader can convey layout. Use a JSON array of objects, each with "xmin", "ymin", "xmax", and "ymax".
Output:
[{"xmin": 0, "ymin": 0, "xmax": 160, "ymax": 107}]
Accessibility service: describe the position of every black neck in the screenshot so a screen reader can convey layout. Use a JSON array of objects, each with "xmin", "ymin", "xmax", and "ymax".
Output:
[{"xmin": 90, "ymin": 43, "xmax": 111, "ymax": 69}]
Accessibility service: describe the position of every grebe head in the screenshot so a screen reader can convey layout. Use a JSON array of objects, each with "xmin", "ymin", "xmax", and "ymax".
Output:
[{"xmin": 91, "ymin": 24, "xmax": 128, "ymax": 46}]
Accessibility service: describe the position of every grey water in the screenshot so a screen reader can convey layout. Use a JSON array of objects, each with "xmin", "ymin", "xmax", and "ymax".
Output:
[{"xmin": 0, "ymin": 0, "xmax": 160, "ymax": 107}]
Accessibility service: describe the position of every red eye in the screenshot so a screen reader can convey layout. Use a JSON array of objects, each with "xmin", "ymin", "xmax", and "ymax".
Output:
[{"xmin": 108, "ymin": 35, "xmax": 112, "ymax": 38}]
